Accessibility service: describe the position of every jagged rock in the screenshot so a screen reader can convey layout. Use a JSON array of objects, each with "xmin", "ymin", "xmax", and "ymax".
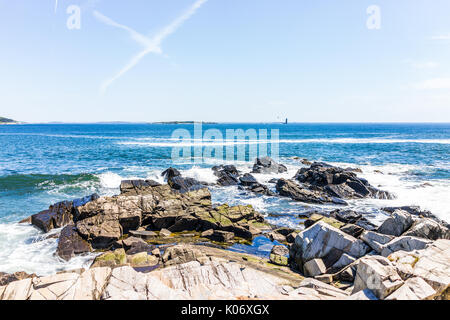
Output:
[
  {"xmin": 91, "ymin": 248, "xmax": 127, "ymax": 268},
  {"xmin": 360, "ymin": 231, "xmax": 395, "ymax": 254},
  {"xmin": 383, "ymin": 206, "xmax": 450, "ymax": 228},
  {"xmin": 303, "ymin": 259, "xmax": 327, "ymax": 277},
  {"xmin": 63, "ymin": 267, "xmax": 111, "ymax": 300},
  {"xmin": 294, "ymin": 162, "xmax": 394, "ymax": 200},
  {"xmin": 340, "ymin": 224, "xmax": 365, "ymax": 238},
  {"xmin": 127, "ymin": 252, "xmax": 159, "ymax": 267},
  {"xmin": 159, "ymin": 228, "xmax": 172, "ymax": 237},
  {"xmin": 286, "ymin": 232, "xmax": 298, "ymax": 243},
  {"xmin": 102, "ymin": 266, "xmax": 148, "ymax": 300},
  {"xmin": 388, "ymin": 239, "xmax": 450, "ymax": 298},
  {"xmin": 0, "ymin": 278, "xmax": 33, "ymax": 300},
  {"xmin": 273, "ymin": 227, "xmax": 297, "ymax": 236},
  {"xmin": 31, "ymin": 194, "xmax": 99, "ymax": 233},
  {"xmin": 115, "ymin": 236, "xmax": 154, "ymax": 255},
  {"xmin": 330, "ymin": 209, "xmax": 377, "ymax": 232},
  {"xmin": 330, "ymin": 209, "xmax": 362, "ymax": 223},
  {"xmin": 403, "ymin": 218, "xmax": 450, "ymax": 240},
  {"xmin": 4, "ymin": 244, "xmax": 361, "ymax": 300},
  {"xmin": 377, "ymin": 210, "xmax": 414, "ymax": 237},
  {"xmin": 304, "ymin": 213, "xmax": 346, "ymax": 229},
  {"xmin": 56, "ymin": 224, "xmax": 92, "ymax": 261},
  {"xmin": 385, "ymin": 277, "xmax": 437, "ymax": 300},
  {"xmin": 0, "ymin": 271, "xmax": 35, "ymax": 286},
  {"xmin": 120, "ymin": 179, "xmax": 161, "ymax": 196},
  {"xmin": 29, "ymin": 272, "xmax": 81, "ymax": 300},
  {"xmin": 276, "ymin": 179, "xmax": 347, "ymax": 205},
  {"xmin": 31, "ymin": 201, "xmax": 73, "ymax": 233},
  {"xmin": 252, "ymin": 156, "xmax": 287, "ymax": 174},
  {"xmin": 75, "ymin": 195, "xmax": 149, "ymax": 248},
  {"xmin": 329, "ymin": 253, "xmax": 356, "ymax": 272},
  {"xmin": 162, "ymin": 245, "xmax": 209, "ymax": 266},
  {"xmin": 129, "ymin": 230, "xmax": 157, "ymax": 240},
  {"xmin": 162, "ymin": 167, "xmax": 206, "ymax": 193},
  {"xmin": 266, "ymin": 231, "xmax": 286, "ymax": 243},
  {"xmin": 212, "ymin": 165, "xmax": 240, "ymax": 186},
  {"xmin": 382, "ymin": 206, "xmax": 431, "ymax": 217},
  {"xmin": 205, "ymin": 230, "xmax": 234, "ymax": 242},
  {"xmin": 380, "ymin": 236, "xmax": 431, "ymax": 257},
  {"xmin": 151, "ymin": 248, "xmax": 161, "ymax": 258},
  {"xmin": 287, "ymin": 278, "xmax": 349, "ymax": 300},
  {"xmin": 334, "ymin": 266, "xmax": 356, "ymax": 283},
  {"xmin": 290, "ymin": 221, "xmax": 369, "ymax": 272},
  {"xmin": 314, "ymin": 274, "xmax": 333, "ymax": 284},
  {"xmin": 239, "ymin": 173, "xmax": 258, "ymax": 186},
  {"xmin": 352, "ymin": 255, "xmax": 404, "ymax": 299},
  {"xmin": 270, "ymin": 245, "xmax": 289, "ymax": 266},
  {"xmin": 246, "ymin": 183, "xmax": 276, "ymax": 196}
]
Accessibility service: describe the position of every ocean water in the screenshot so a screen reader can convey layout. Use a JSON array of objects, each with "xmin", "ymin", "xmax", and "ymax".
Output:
[{"xmin": 0, "ymin": 123, "xmax": 449, "ymax": 275}]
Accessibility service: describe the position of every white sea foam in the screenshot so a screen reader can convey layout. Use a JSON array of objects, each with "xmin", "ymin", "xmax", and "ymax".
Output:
[
  {"xmin": 331, "ymin": 161, "xmax": 450, "ymax": 222},
  {"xmin": 98, "ymin": 172, "xmax": 124, "ymax": 189},
  {"xmin": 117, "ymin": 138, "xmax": 450, "ymax": 147},
  {"xmin": 182, "ymin": 166, "xmax": 218, "ymax": 184},
  {"xmin": 0, "ymin": 223, "xmax": 97, "ymax": 276}
]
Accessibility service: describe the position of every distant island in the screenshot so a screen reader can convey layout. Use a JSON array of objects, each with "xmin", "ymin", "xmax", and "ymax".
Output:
[{"xmin": 0, "ymin": 117, "xmax": 19, "ymax": 124}]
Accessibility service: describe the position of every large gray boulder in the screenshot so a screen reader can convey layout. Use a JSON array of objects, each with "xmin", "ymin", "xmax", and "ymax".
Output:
[
  {"xmin": 380, "ymin": 236, "xmax": 431, "ymax": 257},
  {"xmin": 290, "ymin": 221, "xmax": 370, "ymax": 274},
  {"xmin": 352, "ymin": 255, "xmax": 404, "ymax": 299},
  {"xmin": 377, "ymin": 210, "xmax": 414, "ymax": 237},
  {"xmin": 388, "ymin": 239, "xmax": 450, "ymax": 299},
  {"xmin": 385, "ymin": 277, "xmax": 437, "ymax": 300},
  {"xmin": 403, "ymin": 218, "xmax": 450, "ymax": 240},
  {"xmin": 360, "ymin": 230, "xmax": 395, "ymax": 254}
]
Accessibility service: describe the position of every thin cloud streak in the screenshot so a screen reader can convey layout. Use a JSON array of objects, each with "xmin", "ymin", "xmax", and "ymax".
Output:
[
  {"xmin": 415, "ymin": 78, "xmax": 450, "ymax": 90},
  {"xmin": 431, "ymin": 34, "xmax": 450, "ymax": 40},
  {"xmin": 95, "ymin": 0, "xmax": 208, "ymax": 94}
]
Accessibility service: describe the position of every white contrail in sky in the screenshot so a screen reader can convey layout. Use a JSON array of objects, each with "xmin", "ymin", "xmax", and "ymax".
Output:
[
  {"xmin": 54, "ymin": 0, "xmax": 58, "ymax": 13},
  {"xmin": 95, "ymin": 0, "xmax": 208, "ymax": 94}
]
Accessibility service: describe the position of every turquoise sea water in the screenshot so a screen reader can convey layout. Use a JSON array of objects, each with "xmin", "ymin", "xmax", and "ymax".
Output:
[{"xmin": 0, "ymin": 123, "xmax": 449, "ymax": 275}]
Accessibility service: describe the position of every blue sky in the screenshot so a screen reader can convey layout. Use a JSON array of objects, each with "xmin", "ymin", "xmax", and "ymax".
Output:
[{"xmin": 0, "ymin": 0, "xmax": 450, "ymax": 123}]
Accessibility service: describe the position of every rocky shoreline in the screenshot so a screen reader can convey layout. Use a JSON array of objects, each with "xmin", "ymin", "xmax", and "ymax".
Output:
[{"xmin": 1, "ymin": 157, "xmax": 449, "ymax": 300}]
